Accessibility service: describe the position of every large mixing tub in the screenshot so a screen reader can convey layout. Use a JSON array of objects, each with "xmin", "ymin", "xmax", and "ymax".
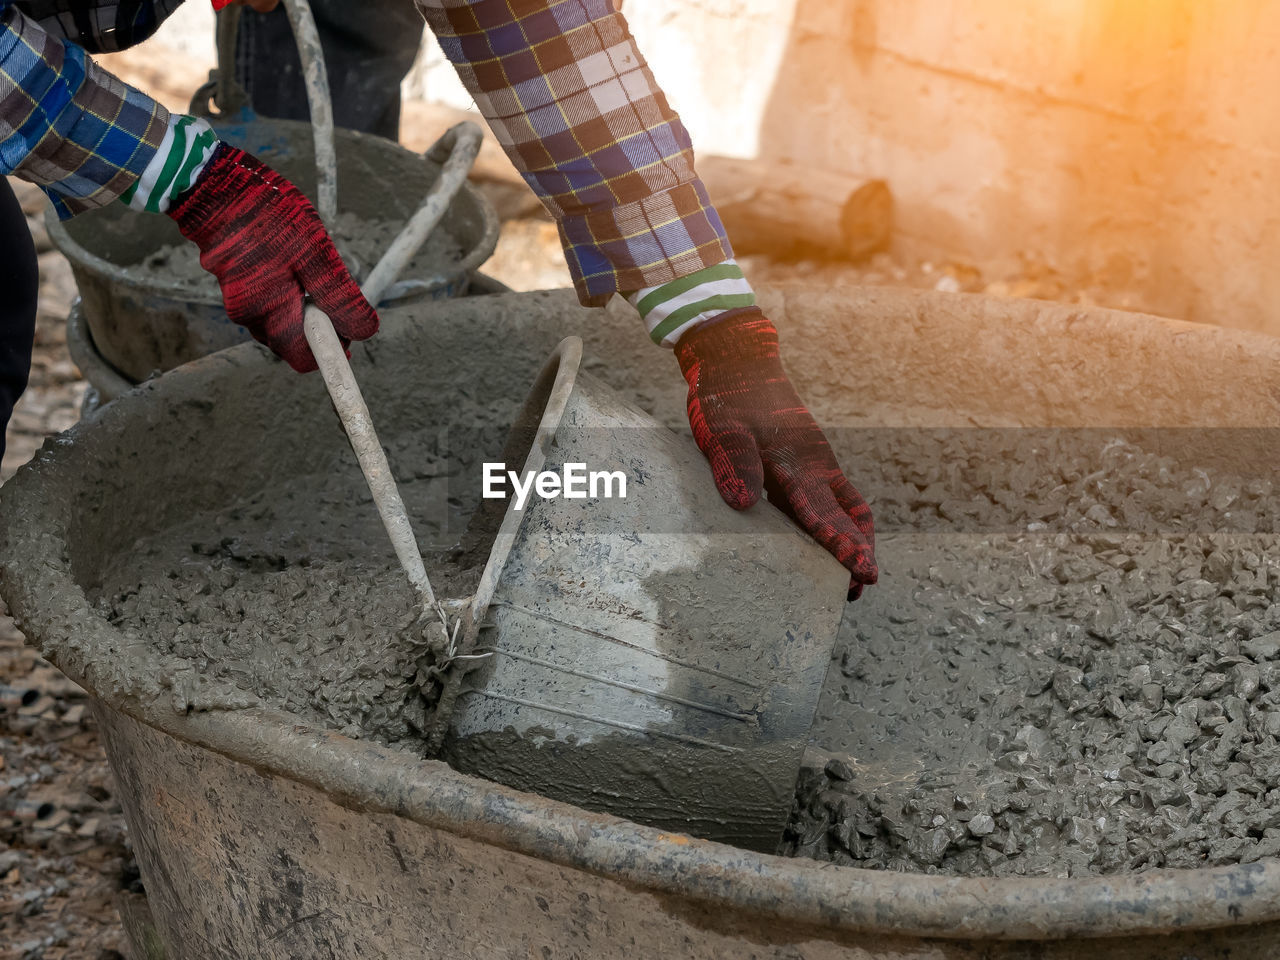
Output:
[{"xmin": 5, "ymin": 287, "xmax": 1280, "ymax": 958}]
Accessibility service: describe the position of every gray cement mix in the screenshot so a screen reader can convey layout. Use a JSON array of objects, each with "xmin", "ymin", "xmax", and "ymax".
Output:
[
  {"xmin": 94, "ymin": 438, "xmax": 483, "ymax": 751},
  {"xmin": 133, "ymin": 211, "xmax": 465, "ymax": 296},
  {"xmin": 95, "ymin": 423, "xmax": 1280, "ymax": 877}
]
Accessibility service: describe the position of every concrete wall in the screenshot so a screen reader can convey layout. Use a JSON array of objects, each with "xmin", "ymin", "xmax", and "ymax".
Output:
[
  {"xmin": 408, "ymin": 0, "xmax": 1280, "ymax": 335},
  {"xmin": 144, "ymin": 1, "xmax": 1280, "ymax": 335},
  {"xmin": 759, "ymin": 0, "xmax": 1280, "ymax": 334}
]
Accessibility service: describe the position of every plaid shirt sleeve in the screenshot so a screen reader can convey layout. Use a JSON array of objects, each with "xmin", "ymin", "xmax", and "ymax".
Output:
[
  {"xmin": 0, "ymin": 3, "xmax": 169, "ymax": 218},
  {"xmin": 416, "ymin": 0, "xmax": 733, "ymax": 306}
]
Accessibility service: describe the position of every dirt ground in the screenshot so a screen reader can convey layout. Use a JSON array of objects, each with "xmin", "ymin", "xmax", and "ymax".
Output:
[
  {"xmin": 0, "ymin": 48, "xmax": 1150, "ymax": 960},
  {"xmin": 1, "ymin": 178, "xmax": 125, "ymax": 960}
]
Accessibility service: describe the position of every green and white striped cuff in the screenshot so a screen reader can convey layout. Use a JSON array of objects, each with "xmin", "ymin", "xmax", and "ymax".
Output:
[
  {"xmin": 628, "ymin": 260, "xmax": 757, "ymax": 346},
  {"xmin": 120, "ymin": 115, "xmax": 219, "ymax": 214}
]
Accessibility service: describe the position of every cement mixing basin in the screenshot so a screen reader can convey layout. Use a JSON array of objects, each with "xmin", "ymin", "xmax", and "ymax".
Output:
[{"xmin": 5, "ymin": 286, "xmax": 1280, "ymax": 958}]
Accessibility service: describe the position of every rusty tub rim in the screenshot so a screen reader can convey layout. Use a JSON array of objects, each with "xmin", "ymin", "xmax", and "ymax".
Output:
[{"xmin": 4, "ymin": 288, "xmax": 1280, "ymax": 944}]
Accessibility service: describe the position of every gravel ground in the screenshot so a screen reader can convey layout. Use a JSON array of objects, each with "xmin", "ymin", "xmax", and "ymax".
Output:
[
  {"xmin": 2, "ymin": 181, "xmax": 129, "ymax": 960},
  {"xmin": 0, "ymin": 611, "xmax": 134, "ymax": 960}
]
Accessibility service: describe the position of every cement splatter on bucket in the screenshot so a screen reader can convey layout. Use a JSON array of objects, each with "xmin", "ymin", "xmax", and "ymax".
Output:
[{"xmin": 439, "ymin": 337, "xmax": 847, "ymax": 852}]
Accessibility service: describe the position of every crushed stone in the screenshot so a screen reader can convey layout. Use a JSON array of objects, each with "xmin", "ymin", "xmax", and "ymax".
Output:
[{"xmin": 787, "ymin": 430, "xmax": 1280, "ymax": 877}]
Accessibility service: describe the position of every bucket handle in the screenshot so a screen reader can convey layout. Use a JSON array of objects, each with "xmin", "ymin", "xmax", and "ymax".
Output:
[
  {"xmin": 302, "ymin": 309, "xmax": 441, "ymax": 617},
  {"xmin": 467, "ymin": 337, "xmax": 585, "ymax": 619},
  {"xmin": 361, "ymin": 122, "xmax": 484, "ymax": 307}
]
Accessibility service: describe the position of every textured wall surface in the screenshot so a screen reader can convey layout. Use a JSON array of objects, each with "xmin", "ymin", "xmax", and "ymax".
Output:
[{"xmin": 408, "ymin": 0, "xmax": 1280, "ymax": 334}]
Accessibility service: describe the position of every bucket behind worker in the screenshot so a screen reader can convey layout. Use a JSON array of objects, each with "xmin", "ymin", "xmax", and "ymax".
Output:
[{"xmin": 441, "ymin": 338, "xmax": 849, "ymax": 853}]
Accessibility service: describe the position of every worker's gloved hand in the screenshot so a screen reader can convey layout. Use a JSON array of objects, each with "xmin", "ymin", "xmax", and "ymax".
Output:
[
  {"xmin": 167, "ymin": 144, "xmax": 378, "ymax": 373},
  {"xmin": 675, "ymin": 308, "xmax": 877, "ymax": 599}
]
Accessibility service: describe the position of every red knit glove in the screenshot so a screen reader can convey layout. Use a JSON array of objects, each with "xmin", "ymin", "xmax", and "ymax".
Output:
[
  {"xmin": 168, "ymin": 144, "xmax": 378, "ymax": 373},
  {"xmin": 675, "ymin": 308, "xmax": 877, "ymax": 599}
]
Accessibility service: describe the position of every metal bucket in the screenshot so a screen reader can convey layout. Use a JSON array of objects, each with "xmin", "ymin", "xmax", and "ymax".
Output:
[
  {"xmin": 6, "ymin": 287, "xmax": 1280, "ymax": 958},
  {"xmin": 441, "ymin": 337, "xmax": 847, "ymax": 852},
  {"xmin": 46, "ymin": 116, "xmax": 499, "ymax": 385}
]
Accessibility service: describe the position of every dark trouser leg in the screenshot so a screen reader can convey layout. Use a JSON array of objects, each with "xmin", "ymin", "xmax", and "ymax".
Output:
[
  {"xmin": 233, "ymin": 0, "xmax": 426, "ymax": 141},
  {"xmin": 0, "ymin": 178, "xmax": 39, "ymax": 465}
]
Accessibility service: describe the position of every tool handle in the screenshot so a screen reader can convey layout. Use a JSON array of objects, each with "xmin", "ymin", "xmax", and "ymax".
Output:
[
  {"xmin": 302, "ymin": 305, "xmax": 437, "ymax": 609},
  {"xmin": 281, "ymin": 0, "xmax": 338, "ymax": 228}
]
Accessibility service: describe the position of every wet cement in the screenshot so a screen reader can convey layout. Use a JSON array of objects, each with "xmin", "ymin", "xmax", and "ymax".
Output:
[
  {"xmin": 95, "ymin": 419, "xmax": 1280, "ymax": 876},
  {"xmin": 93, "ymin": 439, "xmax": 486, "ymax": 751},
  {"xmin": 787, "ymin": 431, "xmax": 1280, "ymax": 877},
  {"xmin": 135, "ymin": 211, "xmax": 465, "ymax": 296}
]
